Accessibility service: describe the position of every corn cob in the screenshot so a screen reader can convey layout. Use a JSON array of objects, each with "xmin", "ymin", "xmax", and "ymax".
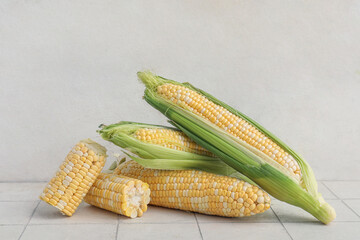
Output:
[
  {"xmin": 40, "ymin": 139, "xmax": 106, "ymax": 216},
  {"xmin": 138, "ymin": 71, "xmax": 336, "ymax": 224},
  {"xmin": 84, "ymin": 173, "xmax": 150, "ymax": 218},
  {"xmin": 99, "ymin": 121, "xmax": 248, "ymax": 182},
  {"xmin": 99, "ymin": 121, "xmax": 215, "ymax": 160},
  {"xmin": 133, "ymin": 126, "xmax": 214, "ymax": 156},
  {"xmin": 114, "ymin": 160, "xmax": 271, "ymax": 217}
]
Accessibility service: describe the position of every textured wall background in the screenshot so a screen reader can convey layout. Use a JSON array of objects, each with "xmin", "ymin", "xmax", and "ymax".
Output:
[{"xmin": 1, "ymin": 0, "xmax": 359, "ymax": 181}]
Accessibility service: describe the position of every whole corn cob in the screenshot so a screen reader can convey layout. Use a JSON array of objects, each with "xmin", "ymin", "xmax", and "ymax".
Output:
[
  {"xmin": 40, "ymin": 139, "xmax": 106, "ymax": 216},
  {"xmin": 84, "ymin": 173, "xmax": 150, "ymax": 218},
  {"xmin": 114, "ymin": 160, "xmax": 271, "ymax": 217},
  {"xmin": 99, "ymin": 122, "xmax": 215, "ymax": 160},
  {"xmin": 138, "ymin": 71, "xmax": 336, "ymax": 224}
]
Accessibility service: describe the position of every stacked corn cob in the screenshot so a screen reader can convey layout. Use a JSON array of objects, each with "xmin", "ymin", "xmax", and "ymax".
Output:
[
  {"xmin": 40, "ymin": 139, "xmax": 106, "ymax": 216},
  {"xmin": 99, "ymin": 121, "xmax": 271, "ymax": 217},
  {"xmin": 136, "ymin": 71, "xmax": 335, "ymax": 224},
  {"xmin": 40, "ymin": 70, "xmax": 335, "ymax": 224},
  {"xmin": 40, "ymin": 140, "xmax": 150, "ymax": 218},
  {"xmin": 98, "ymin": 122, "xmax": 241, "ymax": 178},
  {"xmin": 84, "ymin": 173, "xmax": 150, "ymax": 218},
  {"xmin": 114, "ymin": 160, "xmax": 271, "ymax": 217}
]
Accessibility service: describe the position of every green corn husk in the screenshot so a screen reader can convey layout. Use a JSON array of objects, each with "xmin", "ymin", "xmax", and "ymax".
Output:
[
  {"xmin": 98, "ymin": 121, "xmax": 252, "ymax": 182},
  {"xmin": 138, "ymin": 71, "xmax": 336, "ymax": 224}
]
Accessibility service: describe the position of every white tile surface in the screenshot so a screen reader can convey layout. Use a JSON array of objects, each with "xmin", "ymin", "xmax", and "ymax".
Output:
[
  {"xmin": 284, "ymin": 222, "xmax": 360, "ymax": 240},
  {"xmin": 318, "ymin": 182, "xmax": 338, "ymax": 200},
  {"xmin": 0, "ymin": 225, "xmax": 25, "ymax": 240},
  {"xmin": 0, "ymin": 182, "xmax": 45, "ymax": 201},
  {"xmin": 195, "ymin": 208, "xmax": 278, "ymax": 223},
  {"xmin": 30, "ymin": 202, "xmax": 118, "ymax": 224},
  {"xmin": 21, "ymin": 224, "xmax": 117, "ymax": 240},
  {"xmin": 343, "ymin": 200, "xmax": 360, "ymax": 217},
  {"xmin": 118, "ymin": 206, "xmax": 196, "ymax": 224},
  {"xmin": 327, "ymin": 200, "xmax": 360, "ymax": 222},
  {"xmin": 0, "ymin": 201, "xmax": 38, "ymax": 224},
  {"xmin": 0, "ymin": 182, "xmax": 359, "ymax": 240},
  {"xmin": 271, "ymin": 199, "xmax": 317, "ymax": 222},
  {"xmin": 116, "ymin": 223, "xmax": 202, "ymax": 240},
  {"xmin": 200, "ymin": 223, "xmax": 291, "ymax": 240},
  {"xmin": 271, "ymin": 199, "xmax": 359, "ymax": 222},
  {"xmin": 323, "ymin": 181, "xmax": 360, "ymax": 199}
]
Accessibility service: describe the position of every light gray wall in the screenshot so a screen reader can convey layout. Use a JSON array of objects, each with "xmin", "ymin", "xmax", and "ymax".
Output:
[{"xmin": 1, "ymin": 1, "xmax": 359, "ymax": 181}]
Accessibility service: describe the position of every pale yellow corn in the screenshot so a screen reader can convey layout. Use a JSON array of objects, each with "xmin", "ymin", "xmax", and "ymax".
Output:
[
  {"xmin": 133, "ymin": 127, "xmax": 214, "ymax": 156},
  {"xmin": 39, "ymin": 139, "xmax": 106, "ymax": 216},
  {"xmin": 114, "ymin": 160, "xmax": 271, "ymax": 217},
  {"xmin": 84, "ymin": 173, "xmax": 150, "ymax": 218},
  {"xmin": 157, "ymin": 84, "xmax": 301, "ymax": 178}
]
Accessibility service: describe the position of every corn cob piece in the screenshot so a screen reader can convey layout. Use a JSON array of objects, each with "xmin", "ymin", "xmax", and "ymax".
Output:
[
  {"xmin": 40, "ymin": 139, "xmax": 106, "ymax": 216},
  {"xmin": 84, "ymin": 173, "xmax": 150, "ymax": 218},
  {"xmin": 114, "ymin": 160, "xmax": 271, "ymax": 217},
  {"xmin": 138, "ymin": 71, "xmax": 336, "ymax": 224}
]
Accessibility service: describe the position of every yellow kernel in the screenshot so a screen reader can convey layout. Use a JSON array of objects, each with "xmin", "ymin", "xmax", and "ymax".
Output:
[{"xmin": 257, "ymin": 204, "xmax": 264, "ymax": 211}]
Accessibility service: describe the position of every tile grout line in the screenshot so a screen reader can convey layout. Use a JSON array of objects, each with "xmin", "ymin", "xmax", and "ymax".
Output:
[
  {"xmin": 3, "ymin": 220, "xmax": 360, "ymax": 227},
  {"xmin": 2, "ymin": 180, "xmax": 360, "ymax": 183},
  {"xmin": 10, "ymin": 223, "xmax": 118, "ymax": 226},
  {"xmin": 341, "ymin": 198, "xmax": 360, "ymax": 200},
  {"xmin": 319, "ymin": 182, "xmax": 339, "ymax": 200},
  {"xmin": 3, "ymin": 180, "xmax": 360, "ymax": 184},
  {"xmin": 27, "ymin": 222, "xmax": 210, "ymax": 225},
  {"xmin": 17, "ymin": 200, "xmax": 41, "ymax": 240},
  {"xmin": 321, "ymin": 182, "xmax": 360, "ymax": 219},
  {"xmin": 115, "ymin": 215, "xmax": 120, "ymax": 240},
  {"xmin": 270, "ymin": 208, "xmax": 294, "ymax": 240},
  {"xmin": 342, "ymin": 200, "xmax": 360, "ymax": 219},
  {"xmin": 0, "ymin": 200, "xmax": 43, "ymax": 202},
  {"xmin": 321, "ymin": 182, "xmax": 340, "ymax": 199},
  {"xmin": 194, "ymin": 214, "xmax": 204, "ymax": 240},
  {"xmin": 0, "ymin": 181, "xmax": 47, "ymax": 183},
  {"xmin": 0, "ymin": 224, "xmax": 26, "ymax": 226},
  {"xmin": 319, "ymin": 180, "xmax": 360, "ymax": 182}
]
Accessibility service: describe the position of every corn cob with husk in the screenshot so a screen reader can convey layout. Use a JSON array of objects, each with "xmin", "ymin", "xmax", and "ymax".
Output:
[
  {"xmin": 98, "ymin": 121, "xmax": 250, "ymax": 182},
  {"xmin": 114, "ymin": 160, "xmax": 271, "ymax": 217},
  {"xmin": 137, "ymin": 71, "xmax": 336, "ymax": 224}
]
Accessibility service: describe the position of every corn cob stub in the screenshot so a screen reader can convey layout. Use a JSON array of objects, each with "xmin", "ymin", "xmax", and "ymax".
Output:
[
  {"xmin": 84, "ymin": 173, "xmax": 150, "ymax": 218},
  {"xmin": 39, "ymin": 139, "xmax": 106, "ymax": 216},
  {"xmin": 114, "ymin": 160, "xmax": 271, "ymax": 217},
  {"xmin": 133, "ymin": 127, "xmax": 214, "ymax": 157},
  {"xmin": 157, "ymin": 83, "xmax": 301, "ymax": 179}
]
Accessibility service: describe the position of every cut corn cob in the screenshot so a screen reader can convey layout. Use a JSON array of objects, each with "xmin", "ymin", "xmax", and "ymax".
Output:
[
  {"xmin": 84, "ymin": 173, "xmax": 150, "ymax": 218},
  {"xmin": 114, "ymin": 160, "xmax": 271, "ymax": 217},
  {"xmin": 138, "ymin": 71, "xmax": 336, "ymax": 224},
  {"xmin": 39, "ymin": 139, "xmax": 106, "ymax": 216},
  {"xmin": 99, "ymin": 121, "xmax": 249, "ymax": 182}
]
